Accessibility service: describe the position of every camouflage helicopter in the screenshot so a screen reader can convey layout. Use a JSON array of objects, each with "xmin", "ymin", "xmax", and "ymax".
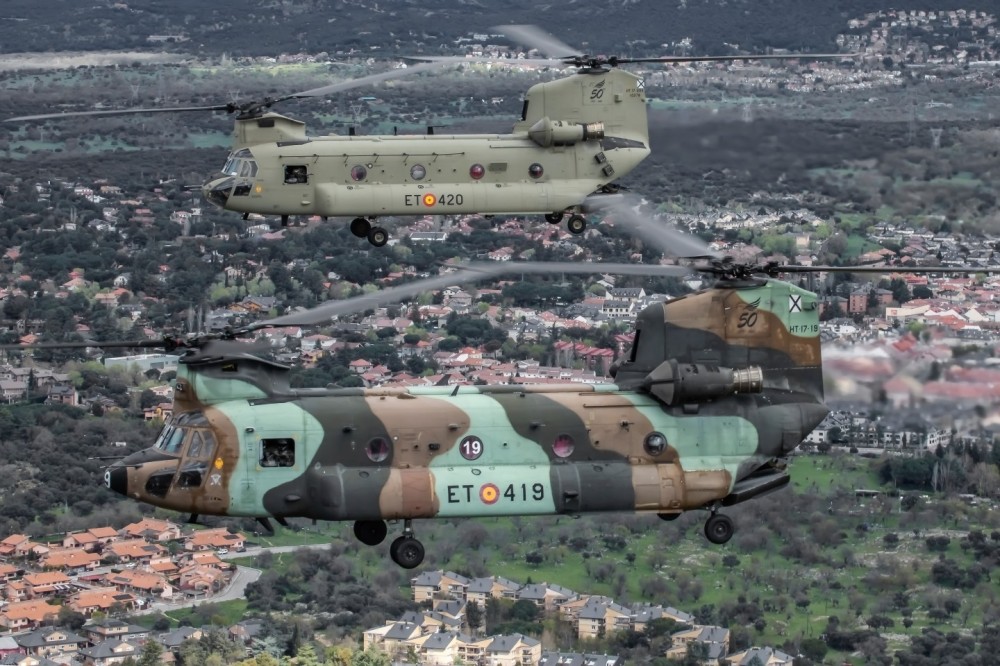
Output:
[
  {"xmin": 45, "ymin": 207, "xmax": 822, "ymax": 570},
  {"xmin": 5, "ymin": 25, "xmax": 851, "ymax": 247},
  {"xmin": 20, "ymin": 205, "xmax": 984, "ymax": 568}
]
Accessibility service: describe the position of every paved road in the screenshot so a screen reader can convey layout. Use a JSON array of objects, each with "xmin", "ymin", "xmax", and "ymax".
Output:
[{"xmin": 137, "ymin": 542, "xmax": 333, "ymax": 615}]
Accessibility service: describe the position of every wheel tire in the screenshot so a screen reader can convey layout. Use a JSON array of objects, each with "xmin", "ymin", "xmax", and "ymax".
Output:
[
  {"xmin": 367, "ymin": 226, "xmax": 388, "ymax": 247},
  {"xmin": 545, "ymin": 212, "xmax": 564, "ymax": 224},
  {"xmin": 390, "ymin": 536, "xmax": 424, "ymax": 569},
  {"xmin": 350, "ymin": 217, "xmax": 371, "ymax": 238},
  {"xmin": 705, "ymin": 513, "xmax": 735, "ymax": 545},
  {"xmin": 353, "ymin": 520, "xmax": 387, "ymax": 546},
  {"xmin": 657, "ymin": 512, "xmax": 681, "ymax": 521},
  {"xmin": 567, "ymin": 215, "xmax": 587, "ymax": 234}
]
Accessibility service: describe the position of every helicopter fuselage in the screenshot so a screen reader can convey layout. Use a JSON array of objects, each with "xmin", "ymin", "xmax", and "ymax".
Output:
[
  {"xmin": 203, "ymin": 130, "xmax": 647, "ymax": 220},
  {"xmin": 107, "ymin": 380, "xmax": 805, "ymax": 522},
  {"xmin": 201, "ymin": 69, "xmax": 651, "ymax": 234}
]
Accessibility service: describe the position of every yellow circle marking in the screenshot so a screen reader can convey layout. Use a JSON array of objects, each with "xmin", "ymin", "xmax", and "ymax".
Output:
[
  {"xmin": 422, "ymin": 193, "xmax": 437, "ymax": 207},
  {"xmin": 480, "ymin": 483, "xmax": 499, "ymax": 505},
  {"xmin": 214, "ymin": 457, "xmax": 224, "ymax": 470}
]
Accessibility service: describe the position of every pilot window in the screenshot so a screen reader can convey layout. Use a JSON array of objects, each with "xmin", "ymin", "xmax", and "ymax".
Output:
[
  {"xmin": 284, "ymin": 165, "xmax": 308, "ymax": 184},
  {"xmin": 261, "ymin": 438, "xmax": 295, "ymax": 467}
]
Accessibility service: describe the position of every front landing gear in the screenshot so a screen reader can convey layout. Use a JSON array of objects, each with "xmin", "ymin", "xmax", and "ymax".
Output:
[
  {"xmin": 349, "ymin": 217, "xmax": 389, "ymax": 247},
  {"xmin": 389, "ymin": 519, "xmax": 424, "ymax": 569},
  {"xmin": 704, "ymin": 512, "xmax": 735, "ymax": 545}
]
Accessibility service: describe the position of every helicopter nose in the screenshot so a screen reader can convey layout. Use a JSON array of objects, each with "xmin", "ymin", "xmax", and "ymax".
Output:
[
  {"xmin": 105, "ymin": 464, "xmax": 128, "ymax": 496},
  {"xmin": 203, "ymin": 176, "xmax": 234, "ymax": 208}
]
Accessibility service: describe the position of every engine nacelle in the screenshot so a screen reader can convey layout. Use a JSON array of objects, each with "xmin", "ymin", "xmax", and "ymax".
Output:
[
  {"xmin": 528, "ymin": 117, "xmax": 605, "ymax": 147},
  {"xmin": 643, "ymin": 360, "xmax": 762, "ymax": 406}
]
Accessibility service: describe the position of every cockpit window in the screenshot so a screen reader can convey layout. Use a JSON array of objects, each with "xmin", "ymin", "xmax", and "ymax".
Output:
[
  {"xmin": 163, "ymin": 428, "xmax": 185, "ymax": 455},
  {"xmin": 223, "ymin": 149, "xmax": 257, "ymax": 178}
]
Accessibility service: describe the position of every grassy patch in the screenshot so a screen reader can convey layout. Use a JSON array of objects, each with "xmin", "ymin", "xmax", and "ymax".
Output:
[{"xmin": 166, "ymin": 598, "xmax": 248, "ymax": 627}]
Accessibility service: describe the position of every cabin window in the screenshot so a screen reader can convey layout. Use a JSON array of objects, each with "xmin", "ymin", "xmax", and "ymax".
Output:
[
  {"xmin": 284, "ymin": 165, "xmax": 308, "ymax": 184},
  {"xmin": 644, "ymin": 432, "xmax": 667, "ymax": 456},
  {"xmin": 469, "ymin": 164, "xmax": 485, "ymax": 180},
  {"xmin": 528, "ymin": 163, "xmax": 544, "ymax": 179},
  {"xmin": 260, "ymin": 439, "xmax": 295, "ymax": 467},
  {"xmin": 367, "ymin": 436, "xmax": 391, "ymax": 463},
  {"xmin": 409, "ymin": 164, "xmax": 426, "ymax": 181},
  {"xmin": 176, "ymin": 463, "xmax": 207, "ymax": 488},
  {"xmin": 552, "ymin": 433, "xmax": 575, "ymax": 458},
  {"xmin": 350, "ymin": 165, "xmax": 367, "ymax": 181}
]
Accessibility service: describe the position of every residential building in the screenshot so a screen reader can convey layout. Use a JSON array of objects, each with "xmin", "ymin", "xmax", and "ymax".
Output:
[{"xmin": 15, "ymin": 628, "xmax": 87, "ymax": 658}]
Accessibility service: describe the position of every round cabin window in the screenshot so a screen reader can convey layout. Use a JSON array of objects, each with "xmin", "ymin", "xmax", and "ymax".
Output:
[
  {"xmin": 410, "ymin": 164, "xmax": 427, "ymax": 181},
  {"xmin": 350, "ymin": 165, "xmax": 368, "ymax": 182},
  {"xmin": 552, "ymin": 433, "xmax": 575, "ymax": 458},
  {"xmin": 528, "ymin": 163, "xmax": 544, "ymax": 179},
  {"xmin": 644, "ymin": 432, "xmax": 667, "ymax": 456},
  {"xmin": 366, "ymin": 436, "xmax": 390, "ymax": 463},
  {"xmin": 469, "ymin": 164, "xmax": 485, "ymax": 180}
]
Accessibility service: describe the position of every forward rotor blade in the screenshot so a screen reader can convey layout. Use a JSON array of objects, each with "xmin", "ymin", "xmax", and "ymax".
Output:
[
  {"xmin": 5, "ymin": 104, "xmax": 231, "ymax": 123},
  {"xmin": 496, "ymin": 24, "xmax": 580, "ymax": 59},
  {"xmin": 0, "ymin": 339, "xmax": 166, "ymax": 351}
]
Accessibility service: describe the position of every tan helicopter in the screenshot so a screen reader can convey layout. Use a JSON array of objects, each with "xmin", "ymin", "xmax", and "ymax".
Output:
[{"xmin": 5, "ymin": 26, "xmax": 852, "ymax": 247}]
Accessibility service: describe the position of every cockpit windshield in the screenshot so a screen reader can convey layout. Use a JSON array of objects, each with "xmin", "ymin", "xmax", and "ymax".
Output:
[
  {"xmin": 153, "ymin": 412, "xmax": 211, "ymax": 457},
  {"xmin": 222, "ymin": 148, "xmax": 257, "ymax": 178}
]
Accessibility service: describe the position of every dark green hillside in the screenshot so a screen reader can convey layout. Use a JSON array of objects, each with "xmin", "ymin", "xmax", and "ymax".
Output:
[{"xmin": 2, "ymin": 0, "xmax": 999, "ymax": 57}]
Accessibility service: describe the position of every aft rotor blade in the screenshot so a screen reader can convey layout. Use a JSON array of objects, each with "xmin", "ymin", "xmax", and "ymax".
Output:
[
  {"xmin": 278, "ymin": 61, "xmax": 451, "ymax": 101},
  {"xmin": 245, "ymin": 261, "xmax": 692, "ymax": 331},
  {"xmin": 497, "ymin": 24, "xmax": 580, "ymax": 59},
  {"xmin": 5, "ymin": 104, "xmax": 231, "ymax": 122},
  {"xmin": 619, "ymin": 53, "xmax": 857, "ymax": 65},
  {"xmin": 774, "ymin": 265, "xmax": 1000, "ymax": 275},
  {"xmin": 590, "ymin": 197, "xmax": 719, "ymax": 260}
]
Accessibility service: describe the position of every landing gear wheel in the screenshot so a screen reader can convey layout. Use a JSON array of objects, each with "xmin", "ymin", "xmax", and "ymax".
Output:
[
  {"xmin": 567, "ymin": 215, "xmax": 587, "ymax": 234},
  {"xmin": 367, "ymin": 227, "xmax": 389, "ymax": 247},
  {"xmin": 350, "ymin": 217, "xmax": 371, "ymax": 238},
  {"xmin": 389, "ymin": 535, "xmax": 425, "ymax": 568},
  {"xmin": 353, "ymin": 520, "xmax": 388, "ymax": 546},
  {"xmin": 545, "ymin": 212, "xmax": 564, "ymax": 224},
  {"xmin": 704, "ymin": 513, "xmax": 735, "ymax": 544},
  {"xmin": 657, "ymin": 512, "xmax": 680, "ymax": 521}
]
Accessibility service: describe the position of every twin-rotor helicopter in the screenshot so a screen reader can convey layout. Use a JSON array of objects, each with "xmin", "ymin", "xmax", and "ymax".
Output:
[
  {"xmin": 6, "ymin": 25, "xmax": 852, "ymax": 246},
  {"xmin": 18, "ymin": 204, "xmax": 979, "ymax": 569}
]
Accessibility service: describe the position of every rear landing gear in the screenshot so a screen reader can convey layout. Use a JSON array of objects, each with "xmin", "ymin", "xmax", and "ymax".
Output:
[
  {"xmin": 567, "ymin": 214, "xmax": 587, "ymax": 234},
  {"xmin": 704, "ymin": 512, "xmax": 735, "ymax": 544},
  {"xmin": 349, "ymin": 217, "xmax": 389, "ymax": 247},
  {"xmin": 349, "ymin": 217, "xmax": 371, "ymax": 238},
  {"xmin": 353, "ymin": 520, "xmax": 387, "ymax": 546},
  {"xmin": 388, "ymin": 519, "xmax": 425, "ymax": 569},
  {"xmin": 367, "ymin": 227, "xmax": 389, "ymax": 248}
]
